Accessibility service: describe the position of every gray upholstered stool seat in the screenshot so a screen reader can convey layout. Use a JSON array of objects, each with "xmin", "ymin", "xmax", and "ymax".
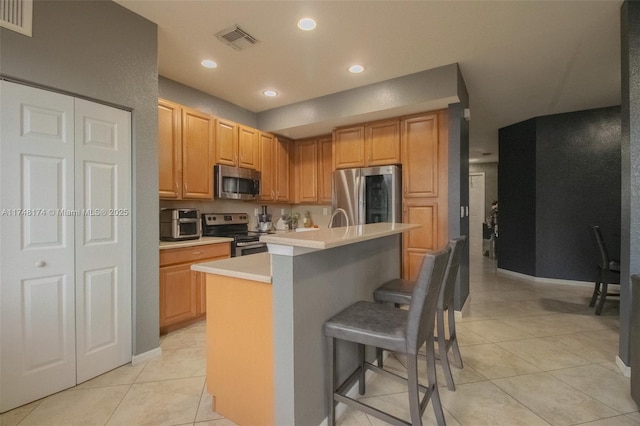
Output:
[
  {"xmin": 324, "ymin": 301, "xmax": 409, "ymax": 352},
  {"xmin": 323, "ymin": 249, "xmax": 450, "ymax": 426},
  {"xmin": 374, "ymin": 236, "xmax": 466, "ymax": 392}
]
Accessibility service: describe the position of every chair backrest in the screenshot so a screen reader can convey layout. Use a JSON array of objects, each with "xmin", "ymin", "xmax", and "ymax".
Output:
[
  {"xmin": 439, "ymin": 236, "xmax": 467, "ymax": 311},
  {"xmin": 405, "ymin": 248, "xmax": 450, "ymax": 355},
  {"xmin": 589, "ymin": 225, "xmax": 610, "ymax": 270}
]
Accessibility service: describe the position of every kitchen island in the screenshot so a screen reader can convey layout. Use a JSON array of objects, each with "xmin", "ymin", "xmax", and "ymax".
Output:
[{"xmin": 192, "ymin": 223, "xmax": 419, "ymax": 426}]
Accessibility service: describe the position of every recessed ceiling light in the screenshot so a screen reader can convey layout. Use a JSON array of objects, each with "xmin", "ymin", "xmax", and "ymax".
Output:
[
  {"xmin": 263, "ymin": 90, "xmax": 278, "ymax": 97},
  {"xmin": 297, "ymin": 18, "xmax": 316, "ymax": 31},
  {"xmin": 201, "ymin": 59, "xmax": 218, "ymax": 69},
  {"xmin": 349, "ymin": 65, "xmax": 364, "ymax": 74}
]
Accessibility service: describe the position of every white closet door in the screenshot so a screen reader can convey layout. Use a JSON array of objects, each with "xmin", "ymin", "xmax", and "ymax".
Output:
[
  {"xmin": 74, "ymin": 99, "xmax": 131, "ymax": 383},
  {"xmin": 0, "ymin": 81, "xmax": 77, "ymax": 412}
]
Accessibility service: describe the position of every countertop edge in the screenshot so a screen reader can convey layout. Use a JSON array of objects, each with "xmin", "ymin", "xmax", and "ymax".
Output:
[{"xmin": 159, "ymin": 237, "xmax": 234, "ymax": 250}]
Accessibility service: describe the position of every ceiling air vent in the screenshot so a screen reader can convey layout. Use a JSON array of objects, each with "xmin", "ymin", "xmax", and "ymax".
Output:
[
  {"xmin": 0, "ymin": 0, "xmax": 32, "ymax": 37},
  {"xmin": 215, "ymin": 25, "xmax": 259, "ymax": 51}
]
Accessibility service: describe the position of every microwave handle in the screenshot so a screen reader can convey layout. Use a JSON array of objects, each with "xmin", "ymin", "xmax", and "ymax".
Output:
[{"xmin": 254, "ymin": 179, "xmax": 260, "ymax": 196}]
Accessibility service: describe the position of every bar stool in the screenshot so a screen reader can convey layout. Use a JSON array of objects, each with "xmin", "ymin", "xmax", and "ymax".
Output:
[
  {"xmin": 323, "ymin": 248, "xmax": 450, "ymax": 426},
  {"xmin": 374, "ymin": 236, "xmax": 466, "ymax": 391}
]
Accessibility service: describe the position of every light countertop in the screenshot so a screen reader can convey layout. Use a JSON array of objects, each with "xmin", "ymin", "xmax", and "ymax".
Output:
[
  {"xmin": 191, "ymin": 252, "xmax": 271, "ymax": 283},
  {"xmin": 259, "ymin": 222, "xmax": 420, "ymax": 254},
  {"xmin": 159, "ymin": 236, "xmax": 233, "ymax": 250}
]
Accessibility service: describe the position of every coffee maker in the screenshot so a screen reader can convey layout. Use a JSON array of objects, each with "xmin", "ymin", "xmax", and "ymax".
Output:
[{"xmin": 257, "ymin": 205, "xmax": 272, "ymax": 232}]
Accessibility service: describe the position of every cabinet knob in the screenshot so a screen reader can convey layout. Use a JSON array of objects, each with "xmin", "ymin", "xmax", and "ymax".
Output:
[{"xmin": 35, "ymin": 260, "xmax": 46, "ymax": 267}]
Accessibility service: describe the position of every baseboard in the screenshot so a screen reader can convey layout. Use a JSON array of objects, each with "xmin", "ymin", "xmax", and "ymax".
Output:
[
  {"xmin": 497, "ymin": 268, "xmax": 592, "ymax": 287},
  {"xmin": 616, "ymin": 356, "xmax": 631, "ymax": 377},
  {"xmin": 455, "ymin": 294, "xmax": 471, "ymax": 319},
  {"xmin": 131, "ymin": 347, "xmax": 162, "ymax": 366}
]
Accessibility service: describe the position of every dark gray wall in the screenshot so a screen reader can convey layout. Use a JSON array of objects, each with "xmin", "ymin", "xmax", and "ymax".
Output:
[
  {"xmin": 159, "ymin": 76, "xmax": 257, "ymax": 127},
  {"xmin": 498, "ymin": 118, "xmax": 538, "ymax": 276},
  {"xmin": 620, "ymin": 0, "xmax": 640, "ymax": 368},
  {"xmin": 499, "ymin": 108, "xmax": 621, "ymax": 281},
  {"xmin": 469, "ymin": 162, "xmax": 498, "ymax": 219},
  {"xmin": 536, "ymin": 107, "xmax": 621, "ymax": 281},
  {"xmin": 0, "ymin": 0, "xmax": 160, "ymax": 355}
]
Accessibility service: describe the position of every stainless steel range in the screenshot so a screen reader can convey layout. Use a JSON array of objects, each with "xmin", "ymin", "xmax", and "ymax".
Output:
[{"xmin": 201, "ymin": 213, "xmax": 269, "ymax": 257}]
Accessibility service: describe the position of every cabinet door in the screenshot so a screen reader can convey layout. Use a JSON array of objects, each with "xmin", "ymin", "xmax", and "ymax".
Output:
[
  {"xmin": 275, "ymin": 137, "xmax": 291, "ymax": 202},
  {"xmin": 401, "ymin": 114, "xmax": 439, "ymax": 198},
  {"xmin": 215, "ymin": 118, "xmax": 238, "ymax": 167},
  {"xmin": 259, "ymin": 132, "xmax": 276, "ymax": 201},
  {"xmin": 159, "ymin": 263, "xmax": 198, "ymax": 328},
  {"xmin": 333, "ymin": 126, "xmax": 365, "ymax": 169},
  {"xmin": 366, "ymin": 119, "xmax": 400, "ymax": 166},
  {"xmin": 296, "ymin": 138, "xmax": 318, "ymax": 203},
  {"xmin": 182, "ymin": 108, "xmax": 214, "ymax": 199},
  {"xmin": 402, "ymin": 199, "xmax": 439, "ymax": 280},
  {"xmin": 317, "ymin": 135, "xmax": 333, "ymax": 204},
  {"xmin": 158, "ymin": 99, "xmax": 182, "ymax": 199},
  {"xmin": 238, "ymin": 125, "xmax": 260, "ymax": 170}
]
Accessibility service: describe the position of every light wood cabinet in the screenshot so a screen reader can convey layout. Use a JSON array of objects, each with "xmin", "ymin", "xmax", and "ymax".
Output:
[
  {"xmin": 295, "ymin": 138, "xmax": 319, "ymax": 203},
  {"xmin": 333, "ymin": 119, "xmax": 400, "ymax": 169},
  {"xmin": 214, "ymin": 119, "xmax": 260, "ymax": 170},
  {"xmin": 365, "ymin": 119, "xmax": 401, "ymax": 166},
  {"xmin": 159, "ymin": 242, "xmax": 230, "ymax": 334},
  {"xmin": 182, "ymin": 107, "xmax": 215, "ymax": 198},
  {"xmin": 158, "ymin": 99, "xmax": 182, "ymax": 199},
  {"xmin": 333, "ymin": 126, "xmax": 365, "ymax": 169},
  {"xmin": 259, "ymin": 134, "xmax": 291, "ymax": 202},
  {"xmin": 317, "ymin": 135, "xmax": 333, "ymax": 204},
  {"xmin": 215, "ymin": 118, "xmax": 238, "ymax": 167},
  {"xmin": 158, "ymin": 99, "xmax": 214, "ymax": 199},
  {"xmin": 401, "ymin": 111, "xmax": 449, "ymax": 280}
]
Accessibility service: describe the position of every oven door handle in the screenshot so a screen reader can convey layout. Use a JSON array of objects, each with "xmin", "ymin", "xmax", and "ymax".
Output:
[{"xmin": 235, "ymin": 241, "xmax": 265, "ymax": 247}]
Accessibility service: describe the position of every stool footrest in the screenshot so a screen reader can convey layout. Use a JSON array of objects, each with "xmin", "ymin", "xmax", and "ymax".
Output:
[{"xmin": 332, "ymin": 361, "xmax": 435, "ymax": 425}]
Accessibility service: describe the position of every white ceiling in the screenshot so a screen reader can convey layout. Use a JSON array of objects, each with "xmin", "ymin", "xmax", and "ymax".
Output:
[{"xmin": 114, "ymin": 0, "xmax": 622, "ymax": 163}]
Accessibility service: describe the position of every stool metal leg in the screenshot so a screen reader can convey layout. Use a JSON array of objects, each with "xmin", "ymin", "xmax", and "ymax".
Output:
[
  {"xmin": 448, "ymin": 307, "xmax": 463, "ymax": 369},
  {"xmin": 407, "ymin": 354, "xmax": 422, "ymax": 426},
  {"xmin": 327, "ymin": 336, "xmax": 336, "ymax": 426},
  {"xmin": 425, "ymin": 337, "xmax": 446, "ymax": 426},
  {"xmin": 358, "ymin": 343, "xmax": 366, "ymax": 395},
  {"xmin": 436, "ymin": 308, "xmax": 455, "ymax": 391}
]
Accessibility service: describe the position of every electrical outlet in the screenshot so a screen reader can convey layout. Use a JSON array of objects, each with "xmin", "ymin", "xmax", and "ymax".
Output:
[
  {"xmin": 323, "ymin": 208, "xmax": 328, "ymax": 216},
  {"xmin": 281, "ymin": 208, "xmax": 285, "ymax": 215}
]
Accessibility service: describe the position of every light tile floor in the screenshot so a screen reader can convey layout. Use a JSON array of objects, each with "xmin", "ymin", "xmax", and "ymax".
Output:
[{"xmin": 2, "ymin": 254, "xmax": 637, "ymax": 426}]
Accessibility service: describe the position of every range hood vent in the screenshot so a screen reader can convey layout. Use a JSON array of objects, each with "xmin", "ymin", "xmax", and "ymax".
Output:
[
  {"xmin": 0, "ymin": 0, "xmax": 32, "ymax": 37},
  {"xmin": 215, "ymin": 25, "xmax": 259, "ymax": 51}
]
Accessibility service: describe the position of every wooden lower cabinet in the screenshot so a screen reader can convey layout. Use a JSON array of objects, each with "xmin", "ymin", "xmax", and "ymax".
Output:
[{"xmin": 159, "ymin": 242, "xmax": 230, "ymax": 334}]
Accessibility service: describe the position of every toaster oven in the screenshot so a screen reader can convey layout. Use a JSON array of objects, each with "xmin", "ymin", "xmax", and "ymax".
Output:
[{"xmin": 159, "ymin": 208, "xmax": 201, "ymax": 241}]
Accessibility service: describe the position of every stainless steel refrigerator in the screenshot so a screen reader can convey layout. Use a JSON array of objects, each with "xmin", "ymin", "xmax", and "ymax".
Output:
[{"xmin": 331, "ymin": 165, "xmax": 402, "ymax": 227}]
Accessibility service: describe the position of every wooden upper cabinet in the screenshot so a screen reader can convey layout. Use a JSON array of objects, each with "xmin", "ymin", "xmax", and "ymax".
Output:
[
  {"xmin": 333, "ymin": 126, "xmax": 365, "ymax": 169},
  {"xmin": 258, "ymin": 134, "xmax": 290, "ymax": 202},
  {"xmin": 334, "ymin": 120, "xmax": 400, "ymax": 169},
  {"xmin": 365, "ymin": 119, "xmax": 401, "ymax": 166},
  {"xmin": 295, "ymin": 138, "xmax": 318, "ymax": 203},
  {"xmin": 215, "ymin": 118, "xmax": 238, "ymax": 167},
  {"xmin": 401, "ymin": 113, "xmax": 439, "ymax": 198},
  {"xmin": 274, "ymin": 137, "xmax": 291, "ymax": 202},
  {"xmin": 238, "ymin": 125, "xmax": 260, "ymax": 170},
  {"xmin": 158, "ymin": 99, "xmax": 182, "ymax": 199},
  {"xmin": 317, "ymin": 135, "xmax": 333, "ymax": 204},
  {"xmin": 182, "ymin": 107, "xmax": 214, "ymax": 199},
  {"xmin": 258, "ymin": 132, "xmax": 276, "ymax": 201},
  {"xmin": 158, "ymin": 99, "xmax": 213, "ymax": 200}
]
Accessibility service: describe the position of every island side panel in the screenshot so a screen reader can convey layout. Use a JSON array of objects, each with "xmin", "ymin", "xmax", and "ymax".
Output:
[
  {"xmin": 271, "ymin": 234, "xmax": 401, "ymax": 425},
  {"xmin": 206, "ymin": 274, "xmax": 274, "ymax": 426}
]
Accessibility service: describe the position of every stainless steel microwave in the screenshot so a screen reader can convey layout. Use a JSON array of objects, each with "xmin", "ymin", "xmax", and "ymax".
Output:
[{"xmin": 214, "ymin": 164, "xmax": 261, "ymax": 200}]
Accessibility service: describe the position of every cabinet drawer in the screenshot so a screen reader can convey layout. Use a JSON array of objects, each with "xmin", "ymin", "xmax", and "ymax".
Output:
[{"xmin": 160, "ymin": 243, "xmax": 230, "ymax": 266}]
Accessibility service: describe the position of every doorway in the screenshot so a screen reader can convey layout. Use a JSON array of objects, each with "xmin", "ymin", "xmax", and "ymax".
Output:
[{"xmin": 469, "ymin": 173, "xmax": 486, "ymax": 257}]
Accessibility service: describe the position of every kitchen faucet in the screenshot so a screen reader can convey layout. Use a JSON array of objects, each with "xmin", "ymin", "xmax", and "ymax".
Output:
[{"xmin": 328, "ymin": 208, "xmax": 349, "ymax": 228}]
